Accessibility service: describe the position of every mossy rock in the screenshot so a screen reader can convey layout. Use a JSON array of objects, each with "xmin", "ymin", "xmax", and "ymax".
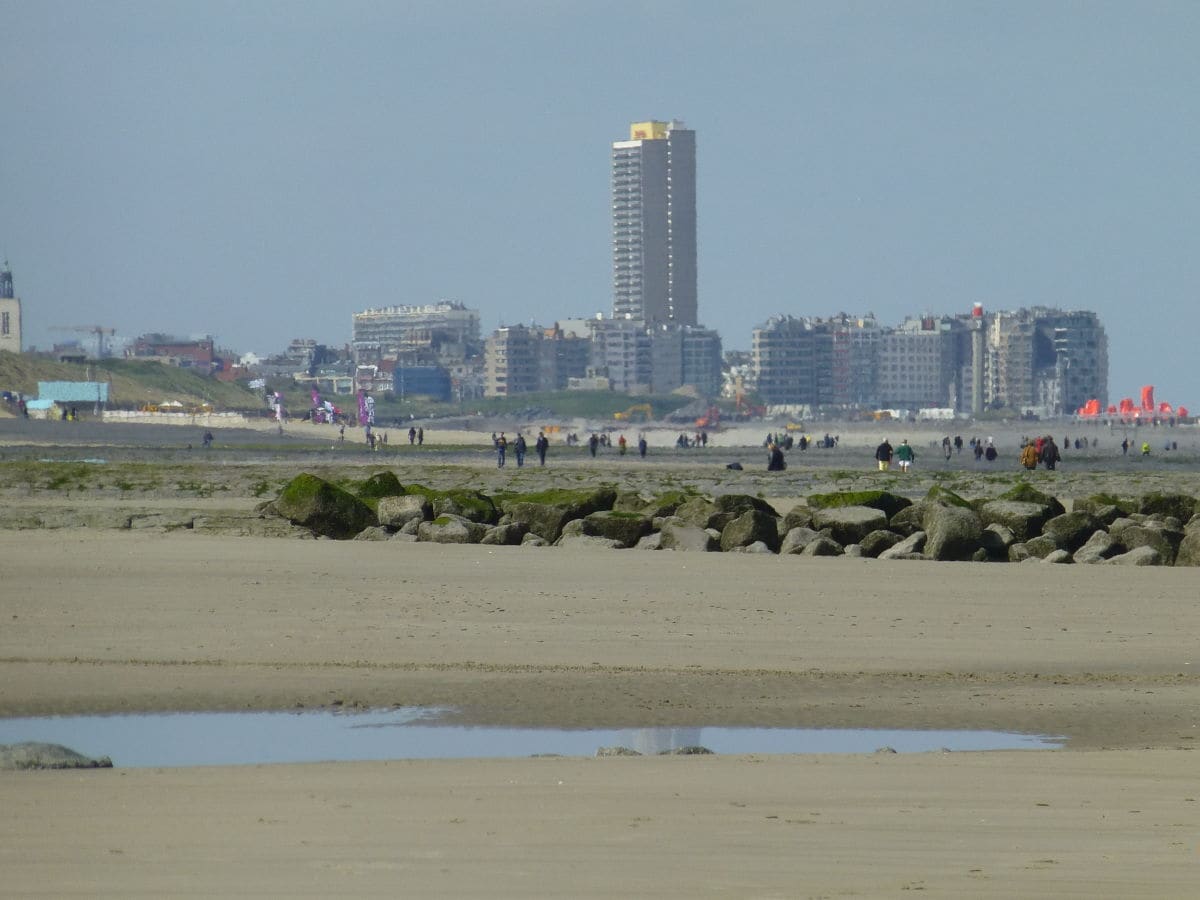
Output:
[
  {"xmin": 673, "ymin": 496, "xmax": 717, "ymax": 529},
  {"xmin": 402, "ymin": 484, "xmax": 498, "ymax": 524},
  {"xmin": 583, "ymin": 510, "xmax": 654, "ymax": 548},
  {"xmin": 720, "ymin": 509, "xmax": 780, "ymax": 552},
  {"xmin": 433, "ymin": 489, "xmax": 497, "ymax": 524},
  {"xmin": 275, "ymin": 473, "xmax": 377, "ymax": 539},
  {"xmin": 995, "ymin": 483, "xmax": 1065, "ymax": 517},
  {"xmin": 499, "ymin": 486, "xmax": 618, "ymax": 542},
  {"xmin": 612, "ymin": 491, "xmax": 651, "ymax": 513},
  {"xmin": 807, "ymin": 490, "xmax": 911, "ymax": 521},
  {"xmin": 924, "ymin": 485, "xmax": 974, "ymax": 509},
  {"xmin": 642, "ymin": 489, "xmax": 695, "ymax": 519},
  {"xmin": 1138, "ymin": 492, "xmax": 1198, "ymax": 523},
  {"xmin": 708, "ymin": 494, "xmax": 779, "ymax": 531},
  {"xmin": 356, "ymin": 471, "xmax": 405, "ymax": 505},
  {"xmin": 1073, "ymin": 493, "xmax": 1139, "ymax": 517}
]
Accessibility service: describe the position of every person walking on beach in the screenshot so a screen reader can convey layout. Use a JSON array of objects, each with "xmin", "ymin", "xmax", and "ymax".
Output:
[
  {"xmin": 618, "ymin": 434, "xmax": 627, "ymax": 456},
  {"xmin": 536, "ymin": 431, "xmax": 549, "ymax": 466},
  {"xmin": 942, "ymin": 436, "xmax": 952, "ymax": 460},
  {"xmin": 588, "ymin": 433, "xmax": 599, "ymax": 457},
  {"xmin": 417, "ymin": 427, "xmax": 424, "ymax": 445},
  {"xmin": 638, "ymin": 434, "xmax": 648, "ymax": 458},
  {"xmin": 514, "ymin": 433, "xmax": 527, "ymax": 468},
  {"xmin": 1121, "ymin": 437, "xmax": 1129, "ymax": 455},
  {"xmin": 496, "ymin": 432, "xmax": 508, "ymax": 467},
  {"xmin": 767, "ymin": 441, "xmax": 787, "ymax": 471},
  {"xmin": 408, "ymin": 427, "xmax": 417, "ymax": 445},
  {"xmin": 874, "ymin": 438, "xmax": 894, "ymax": 471},
  {"xmin": 1039, "ymin": 436, "xmax": 1061, "ymax": 471},
  {"xmin": 1020, "ymin": 441, "xmax": 1039, "ymax": 470},
  {"xmin": 984, "ymin": 441, "xmax": 998, "ymax": 462},
  {"xmin": 896, "ymin": 439, "xmax": 915, "ymax": 472}
]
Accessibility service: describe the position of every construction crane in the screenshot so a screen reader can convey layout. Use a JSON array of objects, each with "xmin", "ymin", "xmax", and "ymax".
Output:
[{"xmin": 51, "ymin": 325, "xmax": 116, "ymax": 358}]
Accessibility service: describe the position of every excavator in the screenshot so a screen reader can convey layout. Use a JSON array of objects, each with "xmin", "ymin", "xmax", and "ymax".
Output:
[{"xmin": 614, "ymin": 403, "xmax": 653, "ymax": 421}]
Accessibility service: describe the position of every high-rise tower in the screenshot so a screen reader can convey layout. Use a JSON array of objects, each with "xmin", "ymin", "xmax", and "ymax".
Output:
[{"xmin": 612, "ymin": 120, "xmax": 697, "ymax": 326}]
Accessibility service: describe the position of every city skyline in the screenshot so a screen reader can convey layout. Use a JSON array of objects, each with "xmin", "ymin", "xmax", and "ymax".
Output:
[{"xmin": 2, "ymin": 2, "xmax": 1197, "ymax": 404}]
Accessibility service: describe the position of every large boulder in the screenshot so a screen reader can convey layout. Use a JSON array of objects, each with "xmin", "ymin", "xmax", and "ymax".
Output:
[
  {"xmin": 673, "ymin": 496, "xmax": 717, "ymax": 529},
  {"xmin": 430, "ymin": 489, "xmax": 498, "ymax": 524},
  {"xmin": 1111, "ymin": 522, "xmax": 1184, "ymax": 566},
  {"xmin": 642, "ymin": 490, "xmax": 694, "ymax": 519},
  {"xmin": 888, "ymin": 503, "xmax": 928, "ymax": 537},
  {"xmin": 500, "ymin": 487, "xmax": 617, "ymax": 542},
  {"xmin": 781, "ymin": 505, "xmax": 814, "ymax": 531},
  {"xmin": 807, "ymin": 490, "xmax": 912, "ymax": 521},
  {"xmin": 995, "ymin": 483, "xmax": 1065, "ymax": 517},
  {"xmin": 583, "ymin": 511, "xmax": 654, "ymax": 548},
  {"xmin": 779, "ymin": 526, "xmax": 823, "ymax": 555},
  {"xmin": 355, "ymin": 471, "xmax": 405, "ymax": 504},
  {"xmin": 634, "ymin": 532, "xmax": 663, "ymax": 550},
  {"xmin": 1107, "ymin": 546, "xmax": 1162, "ymax": 566},
  {"xmin": 1174, "ymin": 529, "xmax": 1200, "ymax": 567},
  {"xmin": 1022, "ymin": 534, "xmax": 1062, "ymax": 559},
  {"xmin": 274, "ymin": 473, "xmax": 377, "ymax": 539},
  {"xmin": 659, "ymin": 521, "xmax": 719, "ymax": 552},
  {"xmin": 922, "ymin": 504, "xmax": 983, "ymax": 561},
  {"xmin": 811, "ymin": 505, "xmax": 888, "ymax": 546},
  {"xmin": 978, "ymin": 500, "xmax": 1055, "ymax": 542},
  {"xmin": 859, "ymin": 529, "xmax": 904, "ymax": 558},
  {"xmin": 1073, "ymin": 493, "xmax": 1138, "ymax": 519},
  {"xmin": 377, "ymin": 494, "xmax": 432, "ymax": 530},
  {"xmin": 353, "ymin": 526, "xmax": 392, "ymax": 541},
  {"xmin": 0, "ymin": 742, "xmax": 112, "ymax": 770},
  {"xmin": 801, "ymin": 536, "xmax": 844, "ymax": 556},
  {"xmin": 417, "ymin": 515, "xmax": 487, "ymax": 544},
  {"xmin": 1041, "ymin": 512, "xmax": 1102, "ymax": 552},
  {"xmin": 879, "ymin": 531, "xmax": 926, "ymax": 559},
  {"xmin": 720, "ymin": 509, "xmax": 780, "ymax": 552},
  {"xmin": 709, "ymin": 494, "xmax": 779, "ymax": 532},
  {"xmin": 924, "ymin": 485, "xmax": 974, "ymax": 509},
  {"xmin": 1073, "ymin": 530, "xmax": 1121, "ymax": 564},
  {"xmin": 980, "ymin": 523, "xmax": 1016, "ymax": 559},
  {"xmin": 480, "ymin": 522, "xmax": 529, "ymax": 546},
  {"xmin": 612, "ymin": 491, "xmax": 651, "ymax": 513},
  {"xmin": 1139, "ymin": 492, "xmax": 1197, "ymax": 522}
]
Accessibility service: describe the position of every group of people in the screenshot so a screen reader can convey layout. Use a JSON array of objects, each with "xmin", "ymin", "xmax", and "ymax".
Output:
[
  {"xmin": 675, "ymin": 431, "xmax": 709, "ymax": 448},
  {"xmin": 493, "ymin": 431, "xmax": 550, "ymax": 468},
  {"xmin": 873, "ymin": 438, "xmax": 916, "ymax": 472},
  {"xmin": 1019, "ymin": 435, "xmax": 1062, "ymax": 470}
]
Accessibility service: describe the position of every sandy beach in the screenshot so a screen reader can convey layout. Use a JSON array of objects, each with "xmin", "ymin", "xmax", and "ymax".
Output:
[{"xmin": 2, "ymin": 418, "xmax": 1199, "ymax": 897}]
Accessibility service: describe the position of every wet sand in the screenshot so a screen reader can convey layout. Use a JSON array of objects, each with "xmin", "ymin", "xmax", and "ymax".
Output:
[{"xmin": 2, "ymin": 422, "xmax": 1200, "ymax": 896}]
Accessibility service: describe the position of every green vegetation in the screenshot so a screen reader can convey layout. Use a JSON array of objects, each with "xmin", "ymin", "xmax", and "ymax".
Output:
[{"xmin": 0, "ymin": 349, "xmax": 263, "ymax": 410}]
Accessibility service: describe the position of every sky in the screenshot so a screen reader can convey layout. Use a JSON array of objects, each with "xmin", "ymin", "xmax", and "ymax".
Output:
[{"xmin": 2, "ymin": 0, "xmax": 1197, "ymax": 406}]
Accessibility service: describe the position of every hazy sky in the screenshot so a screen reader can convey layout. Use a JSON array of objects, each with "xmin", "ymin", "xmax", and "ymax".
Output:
[{"xmin": 2, "ymin": 1, "xmax": 1197, "ymax": 405}]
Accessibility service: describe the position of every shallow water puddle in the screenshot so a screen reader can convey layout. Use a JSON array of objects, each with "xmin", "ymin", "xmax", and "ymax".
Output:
[{"xmin": 0, "ymin": 708, "xmax": 1062, "ymax": 768}]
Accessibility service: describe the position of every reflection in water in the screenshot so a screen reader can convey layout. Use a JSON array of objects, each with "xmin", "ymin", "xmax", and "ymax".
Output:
[{"xmin": 0, "ymin": 709, "xmax": 1063, "ymax": 769}]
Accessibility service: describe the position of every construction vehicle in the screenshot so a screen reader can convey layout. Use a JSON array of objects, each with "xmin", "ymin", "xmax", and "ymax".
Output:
[
  {"xmin": 614, "ymin": 404, "xmax": 653, "ymax": 421},
  {"xmin": 695, "ymin": 406, "xmax": 721, "ymax": 428}
]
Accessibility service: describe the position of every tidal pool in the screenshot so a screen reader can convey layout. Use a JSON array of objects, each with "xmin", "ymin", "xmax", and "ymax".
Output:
[{"xmin": 0, "ymin": 708, "xmax": 1063, "ymax": 768}]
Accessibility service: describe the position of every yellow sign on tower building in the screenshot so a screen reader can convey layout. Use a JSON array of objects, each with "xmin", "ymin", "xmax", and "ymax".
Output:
[{"xmin": 629, "ymin": 121, "xmax": 669, "ymax": 141}]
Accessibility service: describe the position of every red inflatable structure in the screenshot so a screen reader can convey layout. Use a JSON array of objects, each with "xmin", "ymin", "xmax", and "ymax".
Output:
[{"xmin": 1076, "ymin": 386, "xmax": 1189, "ymax": 421}]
